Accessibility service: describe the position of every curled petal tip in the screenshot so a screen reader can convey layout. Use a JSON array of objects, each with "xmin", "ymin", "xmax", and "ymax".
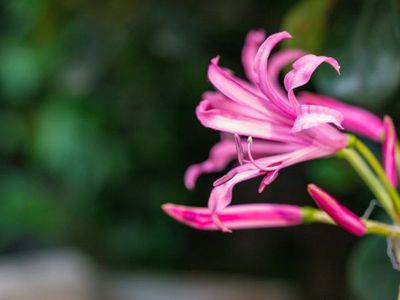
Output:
[
  {"xmin": 248, "ymin": 29, "xmax": 266, "ymax": 41},
  {"xmin": 279, "ymin": 31, "xmax": 292, "ymax": 39},
  {"xmin": 325, "ymin": 57, "xmax": 341, "ymax": 75},
  {"xmin": 211, "ymin": 56, "xmax": 220, "ymax": 64},
  {"xmin": 184, "ymin": 166, "xmax": 197, "ymax": 190}
]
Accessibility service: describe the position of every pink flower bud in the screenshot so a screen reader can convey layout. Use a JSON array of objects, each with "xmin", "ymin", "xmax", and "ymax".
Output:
[{"xmin": 307, "ymin": 184, "xmax": 366, "ymax": 236}]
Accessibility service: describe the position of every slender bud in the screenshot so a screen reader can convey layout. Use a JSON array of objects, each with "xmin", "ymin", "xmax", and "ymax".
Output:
[
  {"xmin": 307, "ymin": 184, "xmax": 366, "ymax": 236},
  {"xmin": 383, "ymin": 116, "xmax": 398, "ymax": 187}
]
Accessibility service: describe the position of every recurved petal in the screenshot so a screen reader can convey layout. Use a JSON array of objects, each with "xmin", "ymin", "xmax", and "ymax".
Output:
[
  {"xmin": 299, "ymin": 92, "xmax": 384, "ymax": 141},
  {"xmin": 292, "ymin": 104, "xmax": 344, "ymax": 133},
  {"xmin": 196, "ymin": 99, "xmax": 305, "ymax": 145},
  {"xmin": 184, "ymin": 140, "xmax": 236, "ymax": 190},
  {"xmin": 268, "ymin": 49, "xmax": 305, "ymax": 99},
  {"xmin": 383, "ymin": 116, "xmax": 398, "ymax": 187},
  {"xmin": 162, "ymin": 203, "xmax": 303, "ymax": 231},
  {"xmin": 254, "ymin": 31, "xmax": 295, "ymax": 115},
  {"xmin": 208, "ymin": 168, "xmax": 262, "ymax": 214},
  {"xmin": 284, "ymin": 54, "xmax": 340, "ymax": 107},
  {"xmin": 242, "ymin": 30, "xmax": 266, "ymax": 83},
  {"xmin": 307, "ymin": 184, "xmax": 366, "ymax": 236}
]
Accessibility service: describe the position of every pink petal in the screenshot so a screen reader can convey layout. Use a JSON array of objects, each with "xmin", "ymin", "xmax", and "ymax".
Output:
[
  {"xmin": 208, "ymin": 57, "xmax": 289, "ymax": 124},
  {"xmin": 254, "ymin": 31, "xmax": 296, "ymax": 115},
  {"xmin": 241, "ymin": 30, "xmax": 266, "ymax": 83},
  {"xmin": 162, "ymin": 203, "xmax": 303, "ymax": 231},
  {"xmin": 284, "ymin": 54, "xmax": 340, "ymax": 107},
  {"xmin": 208, "ymin": 168, "xmax": 263, "ymax": 214},
  {"xmin": 383, "ymin": 116, "xmax": 398, "ymax": 187},
  {"xmin": 299, "ymin": 92, "xmax": 384, "ymax": 142},
  {"xmin": 196, "ymin": 99, "xmax": 306, "ymax": 145},
  {"xmin": 300, "ymin": 123, "xmax": 349, "ymax": 152},
  {"xmin": 268, "ymin": 49, "xmax": 305, "ymax": 99},
  {"xmin": 307, "ymin": 184, "xmax": 366, "ymax": 236},
  {"xmin": 292, "ymin": 104, "xmax": 344, "ymax": 133},
  {"xmin": 184, "ymin": 140, "xmax": 236, "ymax": 190},
  {"xmin": 202, "ymin": 91, "xmax": 270, "ymax": 121}
]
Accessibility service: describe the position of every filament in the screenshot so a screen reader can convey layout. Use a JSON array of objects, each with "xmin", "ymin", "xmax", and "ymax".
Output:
[
  {"xmin": 247, "ymin": 136, "xmax": 277, "ymax": 171},
  {"xmin": 234, "ymin": 134, "xmax": 245, "ymax": 165}
]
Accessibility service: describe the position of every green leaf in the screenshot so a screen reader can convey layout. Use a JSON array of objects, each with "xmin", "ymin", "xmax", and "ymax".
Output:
[
  {"xmin": 348, "ymin": 236, "xmax": 400, "ymax": 300},
  {"xmin": 281, "ymin": 0, "xmax": 334, "ymax": 53},
  {"xmin": 314, "ymin": 0, "xmax": 400, "ymax": 108}
]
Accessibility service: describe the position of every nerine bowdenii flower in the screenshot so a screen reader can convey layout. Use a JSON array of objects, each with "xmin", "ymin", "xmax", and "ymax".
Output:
[
  {"xmin": 165, "ymin": 30, "xmax": 398, "ymax": 232},
  {"xmin": 185, "ymin": 31, "xmax": 349, "ymax": 230}
]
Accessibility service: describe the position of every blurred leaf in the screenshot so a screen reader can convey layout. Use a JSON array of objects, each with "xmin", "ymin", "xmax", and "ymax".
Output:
[
  {"xmin": 349, "ymin": 236, "xmax": 400, "ymax": 300},
  {"xmin": 0, "ymin": 111, "xmax": 26, "ymax": 154},
  {"xmin": 32, "ymin": 97, "xmax": 129, "ymax": 191},
  {"xmin": 0, "ymin": 171, "xmax": 65, "ymax": 247},
  {"xmin": 314, "ymin": 0, "xmax": 400, "ymax": 108},
  {"xmin": 0, "ymin": 41, "xmax": 44, "ymax": 102},
  {"xmin": 281, "ymin": 0, "xmax": 333, "ymax": 53},
  {"xmin": 6, "ymin": 0, "xmax": 45, "ymax": 36},
  {"xmin": 306, "ymin": 157, "xmax": 356, "ymax": 192}
]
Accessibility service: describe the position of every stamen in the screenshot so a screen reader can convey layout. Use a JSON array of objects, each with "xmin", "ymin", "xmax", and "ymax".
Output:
[
  {"xmin": 212, "ymin": 213, "xmax": 232, "ymax": 233},
  {"xmin": 247, "ymin": 136, "xmax": 277, "ymax": 171},
  {"xmin": 362, "ymin": 199, "xmax": 378, "ymax": 219},
  {"xmin": 258, "ymin": 169, "xmax": 280, "ymax": 193},
  {"xmin": 234, "ymin": 134, "xmax": 245, "ymax": 165},
  {"xmin": 387, "ymin": 237, "xmax": 400, "ymax": 271}
]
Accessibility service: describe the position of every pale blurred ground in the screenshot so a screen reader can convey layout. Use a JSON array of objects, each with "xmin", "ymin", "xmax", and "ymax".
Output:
[{"xmin": 0, "ymin": 249, "xmax": 298, "ymax": 300}]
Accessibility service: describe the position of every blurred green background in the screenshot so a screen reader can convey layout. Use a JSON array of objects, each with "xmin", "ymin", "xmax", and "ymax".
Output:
[{"xmin": 0, "ymin": 0, "xmax": 399, "ymax": 299}]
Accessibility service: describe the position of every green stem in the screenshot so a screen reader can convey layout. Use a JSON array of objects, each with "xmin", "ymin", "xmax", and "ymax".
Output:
[
  {"xmin": 303, "ymin": 207, "xmax": 400, "ymax": 238},
  {"xmin": 337, "ymin": 148, "xmax": 398, "ymax": 222},
  {"xmin": 354, "ymin": 137, "xmax": 400, "ymax": 213}
]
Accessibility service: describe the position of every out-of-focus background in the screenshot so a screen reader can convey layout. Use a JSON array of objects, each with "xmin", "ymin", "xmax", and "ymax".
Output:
[{"xmin": 0, "ymin": 0, "xmax": 399, "ymax": 299}]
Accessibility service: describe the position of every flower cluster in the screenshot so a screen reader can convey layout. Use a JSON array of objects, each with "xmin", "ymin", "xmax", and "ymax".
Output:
[{"xmin": 163, "ymin": 30, "xmax": 399, "ymax": 236}]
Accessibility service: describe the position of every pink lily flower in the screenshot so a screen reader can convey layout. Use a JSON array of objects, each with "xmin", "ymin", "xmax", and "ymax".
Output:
[
  {"xmin": 185, "ymin": 30, "xmax": 350, "ymax": 230},
  {"xmin": 383, "ymin": 116, "xmax": 398, "ymax": 187},
  {"xmin": 299, "ymin": 92, "xmax": 384, "ymax": 142},
  {"xmin": 162, "ymin": 203, "xmax": 303, "ymax": 231},
  {"xmin": 307, "ymin": 184, "xmax": 366, "ymax": 236}
]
